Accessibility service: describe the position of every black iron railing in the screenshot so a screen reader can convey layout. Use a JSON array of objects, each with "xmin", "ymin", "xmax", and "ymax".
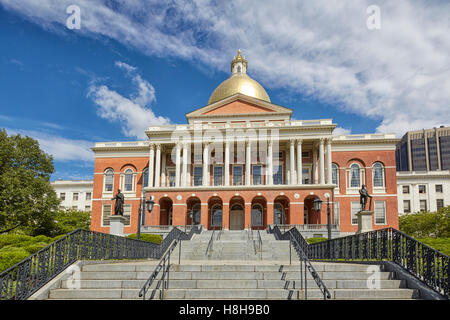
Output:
[
  {"xmin": 0, "ymin": 229, "xmax": 161, "ymax": 300},
  {"xmin": 139, "ymin": 225, "xmax": 202, "ymax": 300},
  {"xmin": 308, "ymin": 228, "xmax": 449, "ymax": 299},
  {"xmin": 269, "ymin": 225, "xmax": 331, "ymax": 300},
  {"xmin": 205, "ymin": 230, "xmax": 216, "ymax": 256}
]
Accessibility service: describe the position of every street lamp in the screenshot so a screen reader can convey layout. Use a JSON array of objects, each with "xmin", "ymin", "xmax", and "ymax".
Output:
[
  {"xmin": 146, "ymin": 195, "xmax": 155, "ymax": 213},
  {"xmin": 137, "ymin": 194, "xmax": 154, "ymax": 241},
  {"xmin": 324, "ymin": 193, "xmax": 332, "ymax": 241}
]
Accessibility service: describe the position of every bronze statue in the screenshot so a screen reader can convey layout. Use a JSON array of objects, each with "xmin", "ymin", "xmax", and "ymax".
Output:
[
  {"xmin": 111, "ymin": 189, "xmax": 125, "ymax": 216},
  {"xmin": 359, "ymin": 185, "xmax": 373, "ymax": 211}
]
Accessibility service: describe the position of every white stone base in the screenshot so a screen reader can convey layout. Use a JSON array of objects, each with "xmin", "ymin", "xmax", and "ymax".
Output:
[
  {"xmin": 356, "ymin": 210, "xmax": 374, "ymax": 234},
  {"xmin": 109, "ymin": 215, "xmax": 127, "ymax": 237}
]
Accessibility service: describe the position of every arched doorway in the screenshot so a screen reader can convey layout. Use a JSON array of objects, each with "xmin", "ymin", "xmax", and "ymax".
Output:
[
  {"xmin": 208, "ymin": 197, "xmax": 223, "ymax": 230},
  {"xmin": 187, "ymin": 197, "xmax": 201, "ymax": 226},
  {"xmin": 159, "ymin": 197, "xmax": 173, "ymax": 225},
  {"xmin": 274, "ymin": 196, "xmax": 290, "ymax": 225},
  {"xmin": 304, "ymin": 195, "xmax": 320, "ymax": 224},
  {"xmin": 229, "ymin": 204, "xmax": 244, "ymax": 230},
  {"xmin": 251, "ymin": 196, "xmax": 267, "ymax": 230}
]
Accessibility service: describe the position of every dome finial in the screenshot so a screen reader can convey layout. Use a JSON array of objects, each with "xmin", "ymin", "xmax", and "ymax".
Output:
[{"xmin": 231, "ymin": 49, "xmax": 248, "ymax": 74}]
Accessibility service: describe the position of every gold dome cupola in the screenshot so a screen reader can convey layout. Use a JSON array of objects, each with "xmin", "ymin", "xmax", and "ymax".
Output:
[{"xmin": 208, "ymin": 50, "xmax": 271, "ymax": 105}]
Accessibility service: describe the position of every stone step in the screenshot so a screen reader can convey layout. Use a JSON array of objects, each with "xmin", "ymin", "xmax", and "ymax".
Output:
[{"xmin": 61, "ymin": 278, "xmax": 405, "ymax": 290}]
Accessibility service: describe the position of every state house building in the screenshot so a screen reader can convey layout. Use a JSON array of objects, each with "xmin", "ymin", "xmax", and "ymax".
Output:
[{"xmin": 91, "ymin": 51, "xmax": 399, "ymax": 237}]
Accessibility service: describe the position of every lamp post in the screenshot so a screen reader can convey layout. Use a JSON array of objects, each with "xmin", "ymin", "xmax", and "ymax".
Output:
[
  {"xmin": 324, "ymin": 193, "xmax": 332, "ymax": 241},
  {"xmin": 137, "ymin": 194, "xmax": 154, "ymax": 241}
]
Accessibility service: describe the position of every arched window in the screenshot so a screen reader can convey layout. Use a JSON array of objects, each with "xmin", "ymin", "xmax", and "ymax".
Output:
[
  {"xmin": 332, "ymin": 163, "xmax": 339, "ymax": 186},
  {"xmin": 211, "ymin": 205, "xmax": 222, "ymax": 227},
  {"xmin": 373, "ymin": 162, "xmax": 384, "ymax": 188},
  {"xmin": 124, "ymin": 169, "xmax": 134, "ymax": 192},
  {"xmin": 192, "ymin": 204, "xmax": 201, "ymax": 225},
  {"xmin": 350, "ymin": 163, "xmax": 361, "ymax": 188},
  {"xmin": 274, "ymin": 203, "xmax": 284, "ymax": 225},
  {"xmin": 143, "ymin": 168, "xmax": 149, "ymax": 188},
  {"xmin": 104, "ymin": 169, "xmax": 114, "ymax": 192},
  {"xmin": 251, "ymin": 204, "xmax": 263, "ymax": 227}
]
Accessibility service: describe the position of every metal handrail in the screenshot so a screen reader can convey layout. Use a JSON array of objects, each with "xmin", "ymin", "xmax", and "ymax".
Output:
[
  {"xmin": 205, "ymin": 230, "xmax": 216, "ymax": 256},
  {"xmin": 308, "ymin": 227, "xmax": 450, "ymax": 299},
  {"xmin": 139, "ymin": 225, "xmax": 202, "ymax": 300},
  {"xmin": 0, "ymin": 229, "xmax": 161, "ymax": 300},
  {"xmin": 269, "ymin": 225, "xmax": 331, "ymax": 300}
]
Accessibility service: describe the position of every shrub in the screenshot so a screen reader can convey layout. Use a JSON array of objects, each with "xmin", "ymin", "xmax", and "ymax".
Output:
[
  {"xmin": 0, "ymin": 234, "xmax": 33, "ymax": 249},
  {"xmin": 0, "ymin": 247, "xmax": 30, "ymax": 272},
  {"xmin": 127, "ymin": 233, "xmax": 162, "ymax": 244},
  {"xmin": 307, "ymin": 237, "xmax": 327, "ymax": 244},
  {"xmin": 417, "ymin": 238, "xmax": 450, "ymax": 256},
  {"xmin": 399, "ymin": 206, "xmax": 450, "ymax": 238}
]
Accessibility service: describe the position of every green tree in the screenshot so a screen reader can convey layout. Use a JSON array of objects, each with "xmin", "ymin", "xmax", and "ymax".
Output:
[
  {"xmin": 0, "ymin": 129, "xmax": 60, "ymax": 235},
  {"xmin": 399, "ymin": 206, "xmax": 450, "ymax": 238}
]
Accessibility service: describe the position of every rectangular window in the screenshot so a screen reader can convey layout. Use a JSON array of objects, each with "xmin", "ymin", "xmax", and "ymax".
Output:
[
  {"xmin": 213, "ymin": 166, "xmax": 223, "ymax": 186},
  {"xmin": 402, "ymin": 186, "xmax": 410, "ymax": 194},
  {"xmin": 333, "ymin": 202, "xmax": 340, "ymax": 225},
  {"xmin": 419, "ymin": 185, "xmax": 426, "ymax": 193},
  {"xmin": 102, "ymin": 204, "xmax": 112, "ymax": 226},
  {"xmin": 60, "ymin": 193, "xmax": 66, "ymax": 201},
  {"xmin": 351, "ymin": 202, "xmax": 360, "ymax": 225},
  {"xmin": 435, "ymin": 185, "xmax": 443, "ymax": 193},
  {"xmin": 411, "ymin": 138, "xmax": 427, "ymax": 171},
  {"xmin": 374, "ymin": 201, "xmax": 386, "ymax": 225},
  {"xmin": 73, "ymin": 193, "xmax": 78, "ymax": 201},
  {"xmin": 273, "ymin": 165, "xmax": 283, "ymax": 185},
  {"xmin": 437, "ymin": 199, "xmax": 444, "ymax": 210},
  {"xmin": 86, "ymin": 192, "xmax": 91, "ymax": 201},
  {"xmin": 193, "ymin": 166, "xmax": 203, "ymax": 186},
  {"xmin": 252, "ymin": 165, "xmax": 262, "ymax": 185},
  {"xmin": 168, "ymin": 169, "xmax": 176, "ymax": 187},
  {"xmin": 302, "ymin": 151, "xmax": 310, "ymax": 158},
  {"xmin": 302, "ymin": 168, "xmax": 310, "ymax": 184},
  {"xmin": 123, "ymin": 204, "xmax": 131, "ymax": 226},
  {"xmin": 403, "ymin": 200, "xmax": 411, "ymax": 213},
  {"xmin": 420, "ymin": 200, "xmax": 427, "ymax": 212},
  {"xmin": 233, "ymin": 165, "xmax": 243, "ymax": 185}
]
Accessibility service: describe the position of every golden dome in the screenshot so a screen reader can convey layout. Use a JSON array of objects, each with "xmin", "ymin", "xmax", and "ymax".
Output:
[{"xmin": 208, "ymin": 50, "xmax": 271, "ymax": 105}]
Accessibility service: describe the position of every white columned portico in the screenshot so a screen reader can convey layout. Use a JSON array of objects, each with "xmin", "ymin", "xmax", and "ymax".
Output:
[
  {"xmin": 182, "ymin": 142, "xmax": 188, "ymax": 186},
  {"xmin": 175, "ymin": 142, "xmax": 181, "ymax": 187},
  {"xmin": 313, "ymin": 143, "xmax": 318, "ymax": 184},
  {"xmin": 245, "ymin": 139, "xmax": 251, "ymax": 186},
  {"xmin": 296, "ymin": 139, "xmax": 303, "ymax": 185},
  {"xmin": 148, "ymin": 143, "xmax": 155, "ymax": 188},
  {"xmin": 326, "ymin": 138, "xmax": 332, "ymax": 184},
  {"xmin": 289, "ymin": 139, "xmax": 296, "ymax": 185},
  {"xmin": 319, "ymin": 138, "xmax": 325, "ymax": 184},
  {"xmin": 154, "ymin": 144, "xmax": 161, "ymax": 187},
  {"xmin": 267, "ymin": 139, "xmax": 273, "ymax": 185},
  {"xmin": 225, "ymin": 141, "xmax": 230, "ymax": 186},
  {"xmin": 203, "ymin": 143, "xmax": 210, "ymax": 186},
  {"xmin": 161, "ymin": 151, "xmax": 166, "ymax": 187}
]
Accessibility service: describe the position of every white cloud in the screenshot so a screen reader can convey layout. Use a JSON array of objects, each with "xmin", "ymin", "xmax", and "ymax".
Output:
[
  {"xmin": 5, "ymin": 128, "xmax": 93, "ymax": 162},
  {"xmin": 87, "ymin": 61, "xmax": 170, "ymax": 139},
  {"xmin": 1, "ymin": 0, "xmax": 450, "ymax": 136}
]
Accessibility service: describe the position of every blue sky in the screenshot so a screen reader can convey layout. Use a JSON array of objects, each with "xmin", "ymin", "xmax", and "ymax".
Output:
[{"xmin": 0, "ymin": 1, "xmax": 449, "ymax": 181}]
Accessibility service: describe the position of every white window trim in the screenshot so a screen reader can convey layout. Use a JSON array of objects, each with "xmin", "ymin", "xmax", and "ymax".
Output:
[
  {"xmin": 123, "ymin": 204, "xmax": 132, "ymax": 226},
  {"xmin": 252, "ymin": 164, "xmax": 263, "ymax": 185},
  {"xmin": 213, "ymin": 165, "xmax": 224, "ymax": 186},
  {"xmin": 351, "ymin": 201, "xmax": 360, "ymax": 225},
  {"xmin": 273, "ymin": 163, "xmax": 284, "ymax": 185},
  {"xmin": 193, "ymin": 165, "xmax": 203, "ymax": 186},
  {"xmin": 121, "ymin": 168, "xmax": 136, "ymax": 194},
  {"xmin": 166, "ymin": 167, "xmax": 176, "ymax": 187},
  {"xmin": 232, "ymin": 164, "xmax": 244, "ymax": 186},
  {"xmin": 103, "ymin": 169, "xmax": 114, "ymax": 195},
  {"xmin": 372, "ymin": 163, "xmax": 386, "ymax": 193},
  {"xmin": 347, "ymin": 163, "xmax": 365, "ymax": 194},
  {"xmin": 332, "ymin": 163, "xmax": 340, "ymax": 194},
  {"xmin": 374, "ymin": 201, "xmax": 387, "ymax": 225},
  {"xmin": 302, "ymin": 165, "xmax": 312, "ymax": 185},
  {"xmin": 101, "ymin": 204, "xmax": 112, "ymax": 227}
]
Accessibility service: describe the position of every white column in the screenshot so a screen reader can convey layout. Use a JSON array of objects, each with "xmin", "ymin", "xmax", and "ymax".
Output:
[
  {"xmin": 148, "ymin": 144, "xmax": 155, "ymax": 188},
  {"xmin": 296, "ymin": 139, "xmax": 303, "ymax": 185},
  {"xmin": 182, "ymin": 142, "xmax": 188, "ymax": 186},
  {"xmin": 267, "ymin": 139, "xmax": 273, "ymax": 185},
  {"xmin": 154, "ymin": 144, "xmax": 161, "ymax": 187},
  {"xmin": 203, "ymin": 143, "xmax": 209, "ymax": 186},
  {"xmin": 286, "ymin": 144, "xmax": 291, "ymax": 185},
  {"xmin": 326, "ymin": 138, "xmax": 332, "ymax": 184},
  {"xmin": 246, "ymin": 139, "xmax": 251, "ymax": 186},
  {"xmin": 313, "ymin": 144, "xmax": 318, "ymax": 184},
  {"xmin": 224, "ymin": 141, "xmax": 230, "ymax": 186},
  {"xmin": 175, "ymin": 142, "xmax": 181, "ymax": 187},
  {"xmin": 290, "ymin": 139, "xmax": 296, "ymax": 185},
  {"xmin": 319, "ymin": 138, "xmax": 325, "ymax": 185},
  {"xmin": 161, "ymin": 151, "xmax": 166, "ymax": 187}
]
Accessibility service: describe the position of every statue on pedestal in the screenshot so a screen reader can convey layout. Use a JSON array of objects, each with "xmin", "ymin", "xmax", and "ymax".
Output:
[
  {"xmin": 359, "ymin": 185, "xmax": 373, "ymax": 211},
  {"xmin": 111, "ymin": 189, "xmax": 124, "ymax": 216}
]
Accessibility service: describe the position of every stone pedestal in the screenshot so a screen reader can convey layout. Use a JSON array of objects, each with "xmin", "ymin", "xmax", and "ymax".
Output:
[
  {"xmin": 356, "ymin": 210, "xmax": 374, "ymax": 234},
  {"xmin": 109, "ymin": 215, "xmax": 127, "ymax": 237}
]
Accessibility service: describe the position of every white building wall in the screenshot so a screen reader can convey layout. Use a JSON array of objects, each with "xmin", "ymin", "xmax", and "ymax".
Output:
[
  {"xmin": 51, "ymin": 180, "xmax": 93, "ymax": 211},
  {"xmin": 397, "ymin": 171, "xmax": 450, "ymax": 214}
]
